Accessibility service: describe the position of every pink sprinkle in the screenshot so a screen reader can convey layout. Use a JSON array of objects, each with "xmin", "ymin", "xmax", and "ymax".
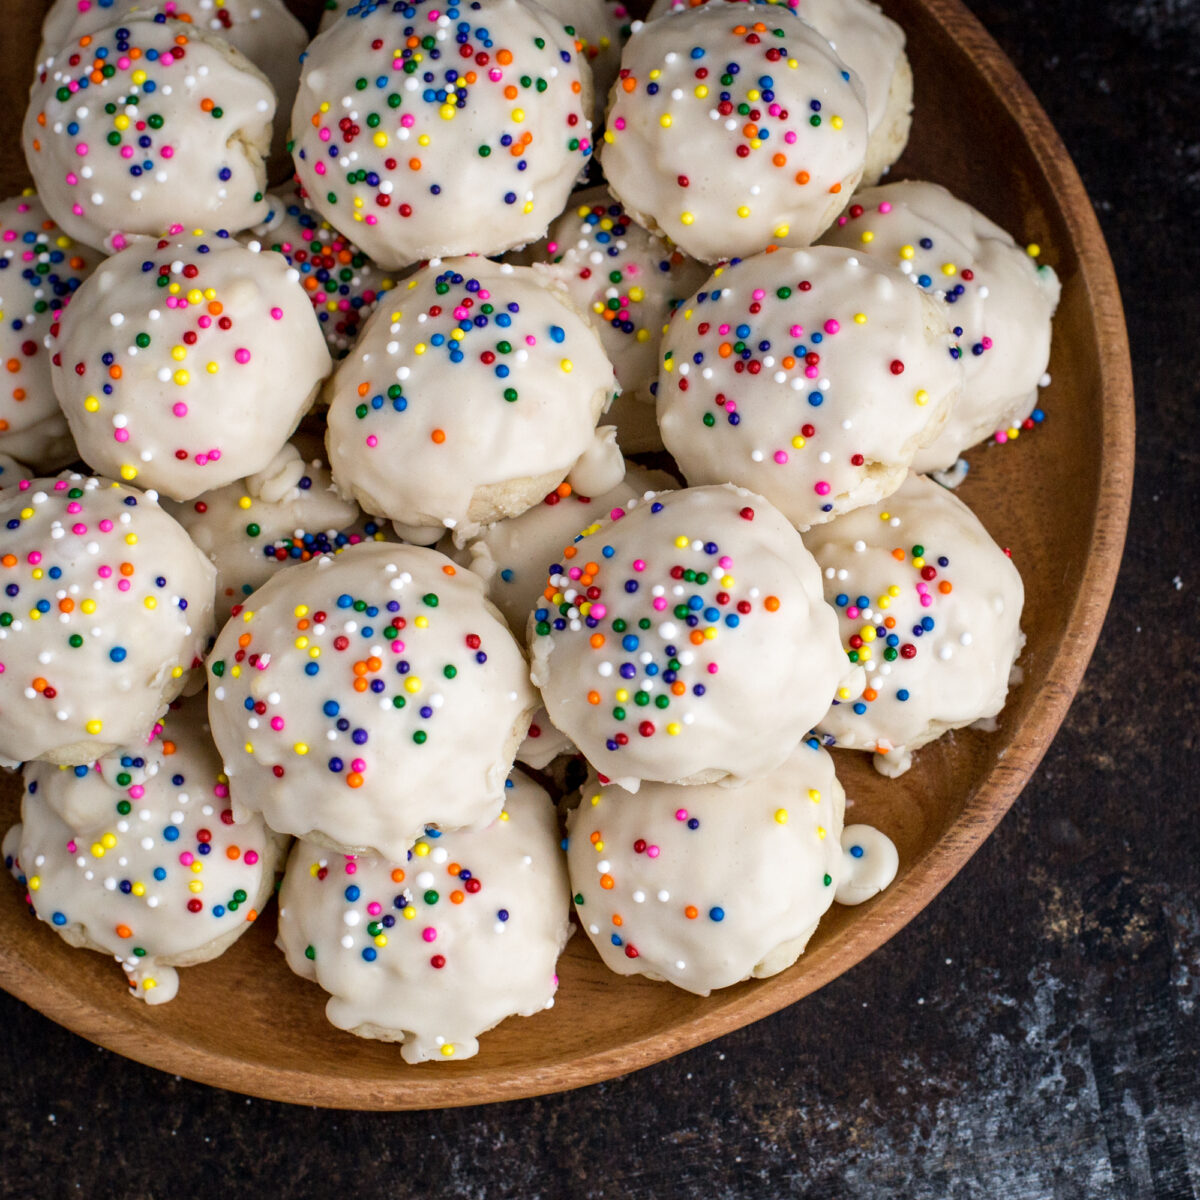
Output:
[
  {"xmin": 391, "ymin": 639, "xmax": 405, "ymax": 653},
  {"xmin": 319, "ymin": 128, "xmax": 331, "ymax": 142},
  {"xmin": 774, "ymin": 450, "xmax": 788, "ymax": 464},
  {"xmin": 824, "ymin": 319, "xmax": 840, "ymax": 334},
  {"xmin": 674, "ymin": 809, "xmax": 688, "ymax": 821},
  {"xmin": 846, "ymin": 606, "xmax": 860, "ymax": 619},
  {"xmin": 632, "ymin": 559, "xmax": 646, "ymax": 572},
  {"xmin": 525, "ymin": 334, "xmax": 536, "ymax": 346},
  {"xmin": 179, "ymin": 851, "xmax": 194, "ymax": 866},
  {"xmin": 351, "ymin": 758, "xmax": 365, "ymax": 772},
  {"xmin": 234, "ymin": 348, "xmax": 251, "ymax": 364},
  {"xmin": 569, "ymin": 566, "xmax": 582, "ymax": 580},
  {"xmin": 613, "ymin": 116, "xmax": 626, "ymax": 131},
  {"xmin": 195, "ymin": 453, "xmax": 208, "ymax": 465},
  {"xmin": 814, "ymin": 481, "xmax": 831, "ymax": 495},
  {"xmin": 653, "ymin": 597, "xmax": 667, "ymax": 611},
  {"xmin": 66, "ymin": 840, "xmax": 76, "ymax": 854},
  {"xmin": 27, "ymin": 551, "xmax": 41, "ymax": 566},
  {"xmin": 315, "ymin": 162, "xmax": 327, "ymax": 176},
  {"xmin": 646, "ymin": 845, "xmax": 659, "ymax": 858},
  {"xmin": 67, "ymin": 502, "xmax": 81, "ymax": 514},
  {"xmin": 244, "ymin": 850, "xmax": 259, "ymax": 865},
  {"xmin": 117, "ymin": 579, "xmax": 131, "ymax": 592},
  {"xmin": 422, "ymin": 927, "xmax": 437, "ymax": 943},
  {"xmin": 920, "ymin": 594, "xmax": 933, "ymax": 608},
  {"xmin": 160, "ymin": 145, "xmax": 174, "ymax": 159},
  {"xmin": 214, "ymin": 783, "xmax": 229, "ymax": 798},
  {"xmin": 590, "ymin": 603, "xmax": 607, "ymax": 619},
  {"xmin": 270, "ymin": 717, "xmax": 284, "ymax": 731},
  {"xmin": 366, "ymin": 434, "xmax": 378, "ymax": 448},
  {"xmin": 718, "ymin": 323, "xmax": 731, "ymax": 335},
  {"xmin": 172, "ymin": 403, "xmax": 187, "ymax": 418},
  {"xmin": 706, "ymin": 662, "xmax": 718, "ymax": 674},
  {"xmin": 98, "ymin": 565, "xmax": 112, "ymax": 579},
  {"xmin": 120, "ymin": 146, "xmax": 134, "ymax": 160},
  {"xmin": 806, "ymin": 365, "xmax": 819, "ymax": 378},
  {"xmin": 71, "ymin": 522, "xmax": 87, "ymax": 535},
  {"xmin": 129, "ymin": 785, "xmax": 144, "ymax": 800},
  {"xmin": 752, "ymin": 288, "xmax": 765, "ymax": 300},
  {"xmin": 368, "ymin": 902, "xmax": 382, "ymax": 916},
  {"xmin": 789, "ymin": 324, "xmax": 804, "ymax": 337},
  {"xmin": 718, "ymin": 556, "xmax": 732, "ymax": 568},
  {"xmin": 401, "ymin": 113, "xmax": 416, "ymax": 128},
  {"xmin": 270, "ymin": 308, "xmax": 283, "ymax": 321},
  {"xmin": 345, "ymin": 859, "xmax": 358, "ymax": 874},
  {"xmin": 113, "ymin": 429, "xmax": 129, "ymax": 442},
  {"xmin": 982, "ymin": 336, "xmax": 993, "ymax": 349},
  {"xmin": 784, "ymin": 131, "xmax": 796, "ymax": 144},
  {"xmin": 98, "ymin": 519, "xmax": 113, "ymax": 532},
  {"xmin": 75, "ymin": 144, "xmax": 89, "ymax": 157},
  {"xmin": 878, "ymin": 201, "xmax": 892, "ymax": 213}
]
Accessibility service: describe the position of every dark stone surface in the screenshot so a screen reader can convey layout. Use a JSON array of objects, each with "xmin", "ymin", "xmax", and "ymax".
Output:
[{"xmin": 1, "ymin": 2, "xmax": 1197, "ymax": 1196}]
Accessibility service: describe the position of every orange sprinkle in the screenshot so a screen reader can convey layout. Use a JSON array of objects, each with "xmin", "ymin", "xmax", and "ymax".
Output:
[
  {"xmin": 353, "ymin": 661, "xmax": 369, "ymax": 676},
  {"xmin": 571, "ymin": 80, "xmax": 581, "ymax": 93},
  {"xmin": 795, "ymin": 170, "xmax": 810, "ymax": 185},
  {"xmin": 1, "ymin": 555, "xmax": 15, "ymax": 568},
  {"xmin": 441, "ymin": 565, "xmax": 456, "ymax": 577},
  {"xmin": 764, "ymin": 595, "xmax": 780, "ymax": 612},
  {"xmin": 685, "ymin": 905, "xmax": 698, "ymax": 920},
  {"xmin": 939, "ymin": 581, "xmax": 953, "ymax": 594},
  {"xmin": 448, "ymin": 863, "xmax": 461, "ymax": 876},
  {"xmin": 237, "ymin": 633, "xmax": 251, "ymax": 648},
  {"xmin": 246, "ymin": 909, "xmax": 258, "ymax": 922},
  {"xmin": 829, "ymin": 183, "xmax": 842, "ymax": 194},
  {"xmin": 496, "ymin": 49, "xmax": 512, "ymax": 64},
  {"xmin": 226, "ymin": 846, "xmax": 241, "ymax": 860},
  {"xmin": 367, "ymin": 656, "xmax": 382, "ymax": 671},
  {"xmin": 346, "ymin": 772, "xmax": 364, "ymax": 788},
  {"xmin": 589, "ymin": 831, "xmax": 601, "ymax": 844},
  {"xmin": 612, "ymin": 914, "xmax": 623, "ymax": 927},
  {"xmin": 504, "ymin": 85, "xmax": 517, "ymax": 100},
  {"xmin": 450, "ymin": 890, "xmax": 465, "ymax": 904},
  {"xmin": 207, "ymin": 301, "xmax": 223, "ymax": 316},
  {"xmin": 58, "ymin": 598, "xmax": 74, "ymax": 613},
  {"xmin": 562, "ymin": 546, "xmax": 577, "ymax": 559},
  {"xmin": 161, "ymin": 741, "xmax": 176, "ymax": 755},
  {"xmin": 555, "ymin": 482, "xmax": 572, "ymax": 498},
  {"xmin": 587, "ymin": 690, "xmax": 601, "ymax": 705},
  {"xmin": 201, "ymin": 98, "xmax": 215, "ymax": 112},
  {"xmin": 115, "ymin": 924, "xmax": 132, "ymax": 939},
  {"xmin": 600, "ymin": 873, "xmax": 614, "ymax": 890},
  {"xmin": 621, "ymin": 76, "xmax": 637, "ymax": 92},
  {"xmin": 884, "ymin": 617, "xmax": 896, "ymax": 629},
  {"xmin": 32, "ymin": 677, "xmax": 48, "ymax": 693},
  {"xmin": 772, "ymin": 153, "xmax": 787, "ymax": 167},
  {"xmin": 353, "ymin": 678, "xmax": 369, "ymax": 692},
  {"xmin": 718, "ymin": 342, "xmax": 733, "ymax": 358},
  {"xmin": 689, "ymin": 630, "xmax": 705, "ymax": 645},
  {"xmin": 589, "ymin": 633, "xmax": 605, "ymax": 649},
  {"xmin": 892, "ymin": 548, "xmax": 906, "ymax": 561},
  {"xmin": 108, "ymin": 365, "xmax": 122, "ymax": 380},
  {"xmin": 431, "ymin": 428, "xmax": 446, "ymax": 444},
  {"xmin": 671, "ymin": 681, "xmax": 686, "ymax": 696},
  {"xmin": 4, "ymin": 359, "xmax": 18, "ymax": 374},
  {"xmin": 408, "ymin": 157, "xmax": 421, "ymax": 171},
  {"xmin": 357, "ymin": 381, "xmax": 370, "ymax": 397},
  {"xmin": 863, "ymin": 688, "xmax": 878, "ymax": 702},
  {"xmin": 119, "ymin": 562, "xmax": 134, "ymax": 577},
  {"xmin": 296, "ymin": 618, "xmax": 311, "ymax": 631},
  {"xmin": 391, "ymin": 869, "xmax": 406, "ymax": 883}
]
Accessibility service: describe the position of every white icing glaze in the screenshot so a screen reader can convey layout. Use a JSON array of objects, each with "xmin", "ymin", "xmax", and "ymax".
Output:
[
  {"xmin": 275, "ymin": 769, "xmax": 571, "ymax": 1062},
  {"xmin": 324, "ymin": 258, "xmax": 617, "ymax": 543},
  {"xmin": 657, "ymin": 245, "xmax": 963, "ymax": 529},
  {"xmin": 206, "ymin": 541, "xmax": 538, "ymax": 860},
  {"xmin": 834, "ymin": 822, "xmax": 897, "ymax": 904},
  {"xmin": 601, "ymin": 2, "xmax": 869, "ymax": 262},
  {"xmin": 0, "ymin": 474, "xmax": 216, "ymax": 766},
  {"xmin": 24, "ymin": 17, "xmax": 275, "ymax": 251},
  {"xmin": 0, "ymin": 194, "xmax": 103, "ymax": 471},
  {"xmin": 291, "ymin": 0, "xmax": 595, "ymax": 269},
  {"xmin": 50, "ymin": 229, "xmax": 332, "ymax": 502},
  {"xmin": 804, "ymin": 472, "xmax": 1025, "ymax": 775},
  {"xmin": 819, "ymin": 180, "xmax": 1061, "ymax": 471},
  {"xmin": 530, "ymin": 483, "xmax": 848, "ymax": 791},
  {"xmin": 5, "ymin": 692, "xmax": 285, "ymax": 1004},
  {"xmin": 567, "ymin": 740, "xmax": 844, "ymax": 993}
]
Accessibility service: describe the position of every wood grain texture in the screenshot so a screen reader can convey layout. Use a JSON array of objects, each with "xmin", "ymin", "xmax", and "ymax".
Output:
[{"xmin": 0, "ymin": 0, "xmax": 1133, "ymax": 1109}]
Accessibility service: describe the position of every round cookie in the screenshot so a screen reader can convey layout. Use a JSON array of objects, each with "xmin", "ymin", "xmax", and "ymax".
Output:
[
  {"xmin": 5, "ymin": 693, "xmax": 285, "ymax": 1004},
  {"xmin": 600, "ymin": 2, "xmax": 869, "ymax": 263},
  {"xmin": 457, "ymin": 459, "xmax": 674, "ymax": 635},
  {"xmin": 820, "ymin": 180, "xmax": 1062, "ymax": 472},
  {"xmin": 805, "ymin": 472, "xmax": 1025, "ymax": 777},
  {"xmin": 276, "ymin": 769, "xmax": 571, "ymax": 1062},
  {"xmin": 0, "ymin": 193, "xmax": 104, "ymax": 470},
  {"xmin": 531, "ymin": 185, "xmax": 710, "ymax": 451},
  {"xmin": 38, "ymin": 0, "xmax": 307, "ymax": 170},
  {"xmin": 530, "ymin": 483, "xmax": 850, "ymax": 792},
  {"xmin": 24, "ymin": 16, "xmax": 275, "ymax": 251},
  {"xmin": 656, "ymin": 245, "xmax": 963, "ymax": 529},
  {"xmin": 50, "ymin": 227, "xmax": 331, "ymax": 502},
  {"xmin": 290, "ymin": 0, "xmax": 595, "ymax": 270},
  {"xmin": 324, "ymin": 257, "xmax": 618, "ymax": 545},
  {"xmin": 566, "ymin": 739, "xmax": 843, "ymax": 993},
  {"xmin": 206, "ymin": 541, "xmax": 538, "ymax": 860},
  {"xmin": 244, "ymin": 185, "xmax": 402, "ymax": 361},
  {"xmin": 161, "ymin": 441, "xmax": 392, "ymax": 627},
  {"xmin": 0, "ymin": 474, "xmax": 216, "ymax": 767},
  {"xmin": 643, "ymin": 0, "xmax": 911, "ymax": 185}
]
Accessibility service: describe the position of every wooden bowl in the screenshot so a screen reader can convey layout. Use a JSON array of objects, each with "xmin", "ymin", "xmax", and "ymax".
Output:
[{"xmin": 0, "ymin": 0, "xmax": 1132, "ymax": 1109}]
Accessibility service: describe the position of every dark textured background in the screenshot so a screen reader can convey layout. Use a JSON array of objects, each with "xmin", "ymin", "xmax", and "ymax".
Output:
[{"xmin": 1, "ymin": 1, "xmax": 1197, "ymax": 1196}]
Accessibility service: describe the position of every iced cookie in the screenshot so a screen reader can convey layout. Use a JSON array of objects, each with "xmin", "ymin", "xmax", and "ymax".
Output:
[
  {"xmin": 643, "ymin": 0, "xmax": 911, "ymax": 184},
  {"xmin": 325, "ymin": 258, "xmax": 618, "ymax": 545},
  {"xmin": 38, "ymin": 0, "xmax": 307, "ymax": 169},
  {"xmin": 530, "ymin": 484, "xmax": 849, "ymax": 792},
  {"xmin": 161, "ymin": 441, "xmax": 391, "ymax": 626},
  {"xmin": 820, "ymin": 181, "xmax": 1061, "ymax": 472},
  {"xmin": 0, "ymin": 193, "xmax": 104, "ymax": 470},
  {"xmin": 276, "ymin": 769, "xmax": 570, "ymax": 1062},
  {"xmin": 805, "ymin": 472, "xmax": 1025, "ymax": 777},
  {"xmin": 49, "ymin": 227, "xmax": 331, "ymax": 501},
  {"xmin": 656, "ymin": 245, "xmax": 963, "ymax": 529},
  {"xmin": 457, "ymin": 459, "xmax": 674, "ymax": 635},
  {"xmin": 5, "ymin": 693, "xmax": 285, "ymax": 1003},
  {"xmin": 24, "ymin": 16, "xmax": 274, "ymax": 250},
  {"xmin": 244, "ymin": 185, "xmax": 402, "ymax": 361},
  {"xmin": 530, "ymin": 186, "xmax": 709, "ymax": 451},
  {"xmin": 567, "ymin": 739, "xmax": 843, "ymax": 992},
  {"xmin": 206, "ymin": 541, "xmax": 537, "ymax": 860},
  {"xmin": 0, "ymin": 474, "xmax": 215, "ymax": 767},
  {"xmin": 290, "ymin": 0, "xmax": 594, "ymax": 269},
  {"xmin": 601, "ymin": 2, "xmax": 869, "ymax": 262}
]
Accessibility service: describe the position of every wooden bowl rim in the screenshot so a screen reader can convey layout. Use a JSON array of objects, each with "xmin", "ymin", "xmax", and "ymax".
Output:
[{"xmin": 0, "ymin": 0, "xmax": 1134, "ymax": 1109}]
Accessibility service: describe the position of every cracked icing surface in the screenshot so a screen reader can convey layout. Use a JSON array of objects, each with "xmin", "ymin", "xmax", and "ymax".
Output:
[
  {"xmin": 567, "ymin": 739, "xmax": 844, "ymax": 993},
  {"xmin": 291, "ymin": 0, "xmax": 594, "ymax": 269},
  {"xmin": 820, "ymin": 180, "xmax": 1061, "ymax": 472},
  {"xmin": 324, "ymin": 257, "xmax": 617, "ymax": 545},
  {"xmin": 530, "ymin": 483, "xmax": 849, "ymax": 791},
  {"xmin": 600, "ymin": 1, "xmax": 869, "ymax": 262},
  {"xmin": 657, "ymin": 244, "xmax": 963, "ymax": 529},
  {"xmin": 206, "ymin": 541, "xmax": 537, "ymax": 860},
  {"xmin": 276, "ymin": 769, "xmax": 571, "ymax": 1063},
  {"xmin": 50, "ymin": 228, "xmax": 331, "ymax": 502},
  {"xmin": 23, "ymin": 16, "xmax": 275, "ymax": 250},
  {"xmin": 4, "ymin": 692, "xmax": 285, "ymax": 1004},
  {"xmin": 0, "ymin": 474, "xmax": 215, "ymax": 767},
  {"xmin": 805, "ymin": 472, "xmax": 1024, "ymax": 776},
  {"xmin": 0, "ymin": 193, "xmax": 103, "ymax": 471}
]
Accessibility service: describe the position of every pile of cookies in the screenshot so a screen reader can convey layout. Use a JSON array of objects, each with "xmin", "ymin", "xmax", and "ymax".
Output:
[{"xmin": 0, "ymin": 0, "xmax": 1058, "ymax": 1063}]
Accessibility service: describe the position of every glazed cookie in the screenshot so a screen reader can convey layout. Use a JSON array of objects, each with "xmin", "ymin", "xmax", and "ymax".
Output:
[
  {"xmin": 566, "ymin": 739, "xmax": 844, "ymax": 993},
  {"xmin": 643, "ymin": 0, "xmax": 911, "ymax": 185},
  {"xmin": 820, "ymin": 181, "xmax": 1061, "ymax": 472},
  {"xmin": 0, "ymin": 474, "xmax": 215, "ymax": 767},
  {"xmin": 206, "ymin": 541, "xmax": 538, "ymax": 860},
  {"xmin": 656, "ymin": 245, "xmax": 963, "ymax": 529},
  {"xmin": 457, "ymin": 459, "xmax": 674, "ymax": 634},
  {"xmin": 50, "ymin": 227, "xmax": 331, "ymax": 501},
  {"xmin": 600, "ymin": 2, "xmax": 869, "ymax": 263},
  {"xmin": 805, "ymin": 472, "xmax": 1025, "ymax": 777},
  {"xmin": 38, "ymin": 0, "xmax": 307, "ymax": 168},
  {"xmin": 290, "ymin": 0, "xmax": 595, "ymax": 269},
  {"xmin": 24, "ymin": 16, "xmax": 274, "ymax": 251},
  {"xmin": 325, "ymin": 258, "xmax": 619, "ymax": 545},
  {"xmin": 5, "ymin": 693, "xmax": 285, "ymax": 1003},
  {"xmin": 0, "ymin": 193, "xmax": 104, "ymax": 470},
  {"xmin": 530, "ymin": 186, "xmax": 709, "ymax": 451},
  {"xmin": 276, "ymin": 770, "xmax": 571, "ymax": 1062},
  {"xmin": 530, "ymin": 484, "xmax": 850, "ymax": 792},
  {"xmin": 161, "ymin": 441, "xmax": 391, "ymax": 626},
  {"xmin": 244, "ymin": 185, "xmax": 402, "ymax": 360}
]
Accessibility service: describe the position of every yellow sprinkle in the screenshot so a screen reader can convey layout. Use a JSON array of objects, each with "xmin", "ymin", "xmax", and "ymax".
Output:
[
  {"xmin": 680, "ymin": 211, "xmax": 694, "ymax": 226},
  {"xmin": 854, "ymin": 312, "xmax": 867, "ymax": 324},
  {"xmin": 589, "ymin": 792, "xmax": 601, "ymax": 807},
  {"xmin": 512, "ymin": 108, "xmax": 525, "ymax": 123},
  {"xmin": 294, "ymin": 743, "xmax": 309, "ymax": 756},
  {"xmin": 560, "ymin": 359, "xmax": 573, "ymax": 373},
  {"xmin": 941, "ymin": 262, "xmax": 957, "ymax": 276},
  {"xmin": 28, "ymin": 876, "xmax": 40, "ymax": 891},
  {"xmin": 143, "ymin": 596, "xmax": 156, "ymax": 610},
  {"xmin": 736, "ymin": 205, "xmax": 751, "ymax": 219},
  {"xmin": 817, "ymin": 825, "xmax": 827, "ymax": 839},
  {"xmin": 403, "ymin": 905, "xmax": 416, "ymax": 919},
  {"xmin": 666, "ymin": 722, "xmax": 681, "ymax": 735},
  {"xmin": 1026, "ymin": 243, "xmax": 1041, "ymax": 258},
  {"xmin": 132, "ymin": 883, "xmax": 145, "ymax": 896},
  {"xmin": 791, "ymin": 435, "xmax": 806, "ymax": 449},
  {"xmin": 81, "ymin": 599, "xmax": 95, "ymax": 614},
  {"xmin": 615, "ymin": 689, "xmax": 629, "ymax": 704},
  {"xmin": 774, "ymin": 808, "xmax": 789, "ymax": 824},
  {"xmin": 441, "ymin": 1044, "xmax": 456, "ymax": 1058},
  {"xmin": 915, "ymin": 389, "xmax": 929, "ymax": 406},
  {"xmin": 773, "ymin": 224, "xmax": 790, "ymax": 239},
  {"xmin": 171, "ymin": 345, "xmax": 186, "ymax": 362},
  {"xmin": 860, "ymin": 231, "xmax": 874, "ymax": 245},
  {"xmin": 694, "ymin": 85, "xmax": 708, "ymax": 98},
  {"xmin": 414, "ymin": 343, "xmax": 426, "ymax": 355},
  {"xmin": 414, "ymin": 843, "xmax": 430, "ymax": 858},
  {"xmin": 404, "ymin": 677, "xmax": 423, "ymax": 694},
  {"xmin": 373, "ymin": 131, "xmax": 389, "ymax": 147},
  {"xmin": 294, "ymin": 605, "xmax": 309, "ymax": 617},
  {"xmin": 173, "ymin": 369, "xmax": 189, "ymax": 386},
  {"xmin": 592, "ymin": 838, "xmax": 605, "ymax": 853},
  {"xmin": 85, "ymin": 719, "xmax": 103, "ymax": 735},
  {"xmin": 206, "ymin": 362, "xmax": 219, "ymax": 374},
  {"xmin": 102, "ymin": 832, "xmax": 117, "ymax": 849},
  {"xmin": 837, "ymin": 687, "xmax": 851, "ymax": 700},
  {"xmin": 414, "ymin": 615, "xmax": 428, "ymax": 629},
  {"xmin": 91, "ymin": 842, "xmax": 105, "ymax": 858},
  {"xmin": 899, "ymin": 244, "xmax": 915, "ymax": 260},
  {"xmin": 659, "ymin": 114, "xmax": 673, "ymax": 128},
  {"xmin": 831, "ymin": 115, "xmax": 843, "ymax": 130}
]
